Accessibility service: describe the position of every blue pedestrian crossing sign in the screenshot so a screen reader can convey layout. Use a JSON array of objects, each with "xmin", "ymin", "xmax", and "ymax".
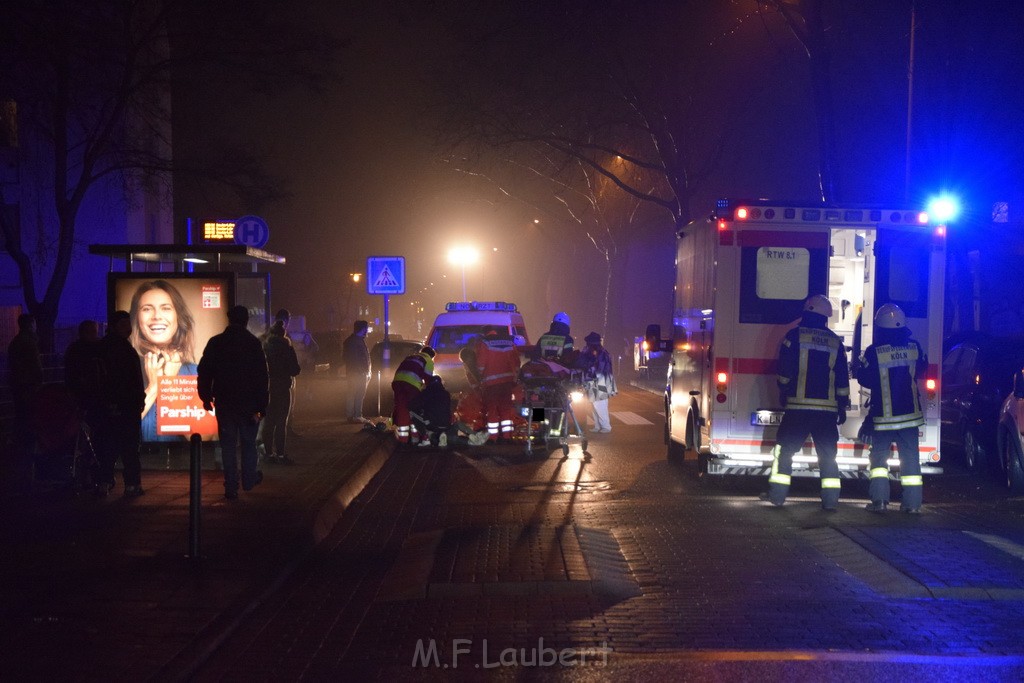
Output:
[{"xmin": 366, "ymin": 256, "xmax": 406, "ymax": 295}]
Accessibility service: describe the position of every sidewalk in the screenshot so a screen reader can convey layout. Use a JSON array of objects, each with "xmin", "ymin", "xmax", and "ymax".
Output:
[{"xmin": 0, "ymin": 381, "xmax": 394, "ymax": 681}]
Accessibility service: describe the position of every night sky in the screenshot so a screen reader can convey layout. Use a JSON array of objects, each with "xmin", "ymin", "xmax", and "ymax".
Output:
[{"xmin": 171, "ymin": 1, "xmax": 1024, "ymax": 346}]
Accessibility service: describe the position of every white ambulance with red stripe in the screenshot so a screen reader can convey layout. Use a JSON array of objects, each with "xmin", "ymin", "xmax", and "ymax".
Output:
[{"xmin": 666, "ymin": 199, "xmax": 945, "ymax": 478}]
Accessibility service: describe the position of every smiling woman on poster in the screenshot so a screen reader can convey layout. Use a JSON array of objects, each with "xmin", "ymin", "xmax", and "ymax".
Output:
[{"xmin": 129, "ymin": 280, "xmax": 198, "ymax": 441}]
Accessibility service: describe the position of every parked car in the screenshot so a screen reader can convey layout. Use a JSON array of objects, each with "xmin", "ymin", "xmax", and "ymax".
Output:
[
  {"xmin": 313, "ymin": 330, "xmax": 343, "ymax": 374},
  {"xmin": 997, "ymin": 370, "xmax": 1024, "ymax": 494},
  {"xmin": 940, "ymin": 334, "xmax": 1024, "ymax": 470},
  {"xmin": 362, "ymin": 337, "xmax": 424, "ymax": 418}
]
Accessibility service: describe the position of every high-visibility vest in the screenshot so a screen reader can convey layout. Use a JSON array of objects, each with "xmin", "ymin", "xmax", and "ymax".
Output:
[
  {"xmin": 777, "ymin": 324, "xmax": 850, "ymax": 412},
  {"xmin": 393, "ymin": 352, "xmax": 434, "ymax": 390},
  {"xmin": 537, "ymin": 333, "xmax": 571, "ymax": 360},
  {"xmin": 858, "ymin": 340, "xmax": 926, "ymax": 430}
]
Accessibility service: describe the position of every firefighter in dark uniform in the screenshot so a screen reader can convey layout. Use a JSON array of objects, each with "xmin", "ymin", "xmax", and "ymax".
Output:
[
  {"xmin": 535, "ymin": 312, "xmax": 574, "ymax": 362},
  {"xmin": 856, "ymin": 303, "xmax": 927, "ymax": 513},
  {"xmin": 763, "ymin": 295, "xmax": 850, "ymax": 510}
]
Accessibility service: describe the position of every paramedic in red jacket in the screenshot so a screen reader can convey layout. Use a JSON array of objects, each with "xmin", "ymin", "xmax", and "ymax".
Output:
[
  {"xmin": 391, "ymin": 347, "xmax": 435, "ymax": 444},
  {"xmin": 474, "ymin": 326, "xmax": 522, "ymax": 443}
]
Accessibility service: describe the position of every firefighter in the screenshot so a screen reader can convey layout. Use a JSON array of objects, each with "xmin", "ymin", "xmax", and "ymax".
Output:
[
  {"xmin": 763, "ymin": 295, "xmax": 850, "ymax": 510},
  {"xmin": 474, "ymin": 326, "xmax": 522, "ymax": 443},
  {"xmin": 857, "ymin": 303, "xmax": 927, "ymax": 513},
  {"xmin": 391, "ymin": 346, "xmax": 435, "ymax": 445},
  {"xmin": 535, "ymin": 312, "xmax": 574, "ymax": 362}
]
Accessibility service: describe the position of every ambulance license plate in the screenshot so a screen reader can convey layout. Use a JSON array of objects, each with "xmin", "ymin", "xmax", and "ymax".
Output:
[{"xmin": 751, "ymin": 411, "xmax": 784, "ymax": 426}]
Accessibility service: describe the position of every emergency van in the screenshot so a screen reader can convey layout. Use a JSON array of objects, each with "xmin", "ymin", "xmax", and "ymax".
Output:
[
  {"xmin": 426, "ymin": 301, "xmax": 529, "ymax": 391},
  {"xmin": 665, "ymin": 199, "xmax": 945, "ymax": 478}
]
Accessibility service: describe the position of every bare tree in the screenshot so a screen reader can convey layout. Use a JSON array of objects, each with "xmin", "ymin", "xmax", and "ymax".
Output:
[
  {"xmin": 0, "ymin": 0, "xmax": 343, "ymax": 348},
  {"xmin": 429, "ymin": 1, "xmax": 739, "ymax": 233},
  {"xmin": 446, "ymin": 143, "xmax": 660, "ymax": 333},
  {"xmin": 758, "ymin": 0, "xmax": 839, "ymax": 202}
]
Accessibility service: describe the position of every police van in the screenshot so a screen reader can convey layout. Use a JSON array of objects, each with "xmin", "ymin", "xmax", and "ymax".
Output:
[
  {"xmin": 665, "ymin": 199, "xmax": 945, "ymax": 478},
  {"xmin": 426, "ymin": 301, "xmax": 530, "ymax": 391}
]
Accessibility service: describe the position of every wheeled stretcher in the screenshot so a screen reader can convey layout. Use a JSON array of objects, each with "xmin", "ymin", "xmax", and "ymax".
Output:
[{"xmin": 518, "ymin": 365, "xmax": 588, "ymax": 456}]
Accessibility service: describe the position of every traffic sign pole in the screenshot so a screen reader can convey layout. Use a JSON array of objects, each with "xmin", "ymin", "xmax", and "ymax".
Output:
[
  {"xmin": 382, "ymin": 294, "xmax": 391, "ymax": 373},
  {"xmin": 366, "ymin": 256, "xmax": 404, "ymax": 389}
]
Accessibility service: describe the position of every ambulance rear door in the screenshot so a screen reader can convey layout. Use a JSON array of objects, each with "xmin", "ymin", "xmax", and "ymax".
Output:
[{"xmin": 864, "ymin": 224, "xmax": 945, "ymax": 469}]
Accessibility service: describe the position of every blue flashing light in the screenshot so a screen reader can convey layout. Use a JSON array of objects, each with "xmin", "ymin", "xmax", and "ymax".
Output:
[{"xmin": 927, "ymin": 195, "xmax": 960, "ymax": 224}]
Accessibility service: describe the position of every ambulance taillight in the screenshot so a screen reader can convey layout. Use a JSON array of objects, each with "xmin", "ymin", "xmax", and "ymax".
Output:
[{"xmin": 716, "ymin": 372, "xmax": 728, "ymax": 403}]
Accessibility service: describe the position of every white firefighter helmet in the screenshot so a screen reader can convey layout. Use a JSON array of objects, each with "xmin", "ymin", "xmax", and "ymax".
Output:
[
  {"xmin": 803, "ymin": 295, "xmax": 833, "ymax": 318},
  {"xmin": 552, "ymin": 312, "xmax": 571, "ymax": 326},
  {"xmin": 874, "ymin": 303, "xmax": 907, "ymax": 329}
]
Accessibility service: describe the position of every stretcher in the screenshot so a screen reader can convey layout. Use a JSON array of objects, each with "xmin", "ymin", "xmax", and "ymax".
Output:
[{"xmin": 518, "ymin": 363, "xmax": 588, "ymax": 456}]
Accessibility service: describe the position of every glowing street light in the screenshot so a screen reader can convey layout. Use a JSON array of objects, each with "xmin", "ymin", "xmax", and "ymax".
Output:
[{"xmin": 447, "ymin": 245, "xmax": 479, "ymax": 301}]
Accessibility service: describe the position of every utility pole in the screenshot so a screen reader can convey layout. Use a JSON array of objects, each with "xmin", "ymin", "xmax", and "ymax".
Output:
[{"xmin": 904, "ymin": 1, "xmax": 917, "ymax": 203}]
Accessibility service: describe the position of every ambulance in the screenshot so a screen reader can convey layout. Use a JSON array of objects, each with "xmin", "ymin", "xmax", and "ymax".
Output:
[
  {"xmin": 426, "ymin": 301, "xmax": 530, "ymax": 392},
  {"xmin": 665, "ymin": 199, "xmax": 945, "ymax": 478}
]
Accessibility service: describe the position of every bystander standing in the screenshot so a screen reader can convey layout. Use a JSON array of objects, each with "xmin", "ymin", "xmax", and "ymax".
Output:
[
  {"xmin": 342, "ymin": 320, "xmax": 370, "ymax": 423},
  {"xmin": 258, "ymin": 320, "xmax": 301, "ymax": 464},
  {"xmin": 198, "ymin": 305, "xmax": 269, "ymax": 500},
  {"xmin": 94, "ymin": 311, "xmax": 146, "ymax": 498},
  {"xmin": 579, "ymin": 332, "xmax": 617, "ymax": 433},
  {"xmin": 7, "ymin": 313, "xmax": 43, "ymax": 492}
]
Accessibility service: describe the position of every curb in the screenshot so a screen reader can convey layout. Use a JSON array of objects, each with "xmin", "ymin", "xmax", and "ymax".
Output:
[
  {"xmin": 158, "ymin": 437, "xmax": 396, "ymax": 682},
  {"xmin": 314, "ymin": 439, "xmax": 396, "ymax": 543}
]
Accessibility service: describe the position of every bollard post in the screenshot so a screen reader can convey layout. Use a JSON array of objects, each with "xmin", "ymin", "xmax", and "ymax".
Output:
[{"xmin": 188, "ymin": 433, "xmax": 202, "ymax": 564}]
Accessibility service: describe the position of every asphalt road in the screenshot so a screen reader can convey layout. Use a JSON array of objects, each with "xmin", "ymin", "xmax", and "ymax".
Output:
[{"xmin": 191, "ymin": 385, "xmax": 1024, "ymax": 681}]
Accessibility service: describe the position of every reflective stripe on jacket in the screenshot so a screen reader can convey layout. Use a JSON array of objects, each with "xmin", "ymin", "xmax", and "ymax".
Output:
[
  {"xmin": 857, "ymin": 339, "xmax": 926, "ymax": 430},
  {"xmin": 537, "ymin": 333, "xmax": 571, "ymax": 360},
  {"xmin": 475, "ymin": 336, "xmax": 521, "ymax": 387},
  {"xmin": 777, "ymin": 323, "xmax": 850, "ymax": 412},
  {"xmin": 393, "ymin": 352, "xmax": 434, "ymax": 390}
]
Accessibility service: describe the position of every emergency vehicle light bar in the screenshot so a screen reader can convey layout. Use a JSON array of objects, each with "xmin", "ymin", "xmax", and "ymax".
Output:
[
  {"xmin": 445, "ymin": 301, "xmax": 518, "ymax": 312},
  {"xmin": 717, "ymin": 199, "xmax": 931, "ymax": 227}
]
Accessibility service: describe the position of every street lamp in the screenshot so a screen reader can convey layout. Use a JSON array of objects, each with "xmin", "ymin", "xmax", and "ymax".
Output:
[{"xmin": 447, "ymin": 245, "xmax": 479, "ymax": 301}]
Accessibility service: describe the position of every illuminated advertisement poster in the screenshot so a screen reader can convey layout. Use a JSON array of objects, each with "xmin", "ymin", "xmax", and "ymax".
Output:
[{"xmin": 109, "ymin": 273, "xmax": 236, "ymax": 442}]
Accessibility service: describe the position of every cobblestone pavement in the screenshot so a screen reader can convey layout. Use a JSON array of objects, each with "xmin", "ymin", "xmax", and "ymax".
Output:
[
  {"xmin": 187, "ymin": 386, "xmax": 1024, "ymax": 680},
  {"xmin": 0, "ymin": 375, "xmax": 391, "ymax": 681}
]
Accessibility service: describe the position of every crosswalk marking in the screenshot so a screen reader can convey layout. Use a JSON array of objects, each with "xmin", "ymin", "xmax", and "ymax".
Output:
[
  {"xmin": 964, "ymin": 531, "xmax": 1024, "ymax": 561},
  {"xmin": 611, "ymin": 411, "xmax": 654, "ymax": 426}
]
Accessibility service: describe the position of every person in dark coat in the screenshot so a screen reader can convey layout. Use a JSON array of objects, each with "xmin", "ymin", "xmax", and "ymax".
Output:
[
  {"xmin": 64, "ymin": 320, "xmax": 101, "ymax": 413},
  {"xmin": 342, "ymin": 319, "xmax": 370, "ymax": 423},
  {"xmin": 258, "ymin": 320, "xmax": 301, "ymax": 464},
  {"xmin": 8, "ymin": 313, "xmax": 43, "ymax": 492},
  {"xmin": 198, "ymin": 305, "xmax": 269, "ymax": 500},
  {"xmin": 409, "ymin": 374, "xmax": 454, "ymax": 448},
  {"xmin": 93, "ymin": 311, "xmax": 147, "ymax": 497}
]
